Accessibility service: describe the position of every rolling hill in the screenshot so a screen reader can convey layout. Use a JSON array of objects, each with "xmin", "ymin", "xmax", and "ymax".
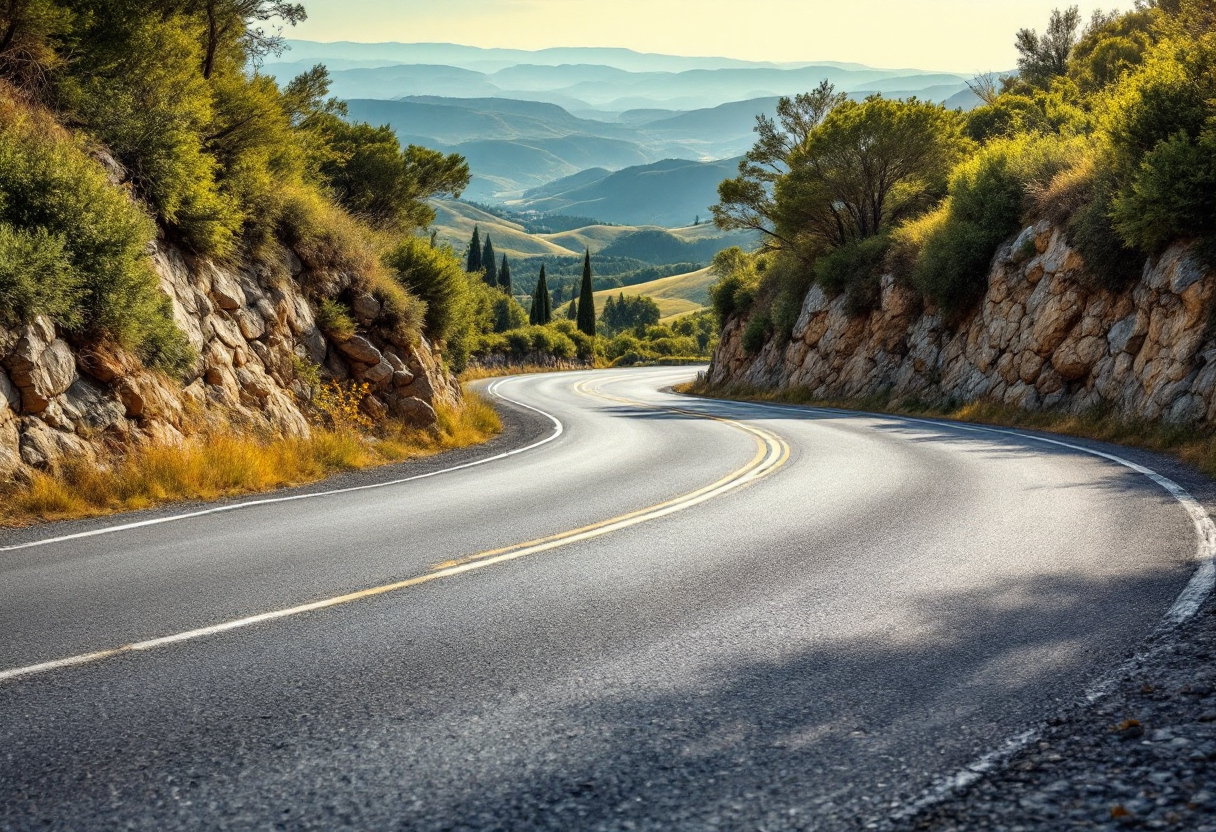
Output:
[
  {"xmin": 511, "ymin": 157, "xmax": 742, "ymax": 226},
  {"xmin": 592, "ymin": 267, "xmax": 716, "ymax": 319},
  {"xmin": 429, "ymin": 200, "xmax": 755, "ymax": 270}
]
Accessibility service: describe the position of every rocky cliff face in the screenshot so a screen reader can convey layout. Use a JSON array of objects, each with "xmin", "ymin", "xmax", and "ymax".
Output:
[
  {"xmin": 0, "ymin": 241, "xmax": 459, "ymax": 480},
  {"xmin": 710, "ymin": 221, "xmax": 1216, "ymax": 425}
]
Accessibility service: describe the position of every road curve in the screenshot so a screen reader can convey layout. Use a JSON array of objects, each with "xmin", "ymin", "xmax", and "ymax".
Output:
[{"xmin": 0, "ymin": 366, "xmax": 1206, "ymax": 831}]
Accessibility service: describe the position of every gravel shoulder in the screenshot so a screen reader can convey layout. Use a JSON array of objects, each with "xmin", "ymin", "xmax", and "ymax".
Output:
[{"xmin": 890, "ymin": 597, "xmax": 1216, "ymax": 831}]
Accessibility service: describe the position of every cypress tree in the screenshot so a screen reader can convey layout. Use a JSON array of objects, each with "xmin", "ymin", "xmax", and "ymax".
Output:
[
  {"xmin": 529, "ymin": 267, "xmax": 541, "ymax": 325},
  {"xmin": 530, "ymin": 264, "xmax": 552, "ymax": 325},
  {"xmin": 498, "ymin": 254, "xmax": 511, "ymax": 293},
  {"xmin": 467, "ymin": 226, "xmax": 482, "ymax": 273},
  {"xmin": 482, "ymin": 236, "xmax": 497, "ymax": 287},
  {"xmin": 576, "ymin": 249, "xmax": 596, "ymax": 336},
  {"xmin": 565, "ymin": 298, "xmax": 577, "ymax": 320},
  {"xmin": 539, "ymin": 265, "xmax": 552, "ymax": 324}
]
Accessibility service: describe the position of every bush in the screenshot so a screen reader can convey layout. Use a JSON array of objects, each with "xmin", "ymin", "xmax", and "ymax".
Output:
[
  {"xmin": 385, "ymin": 236, "xmax": 468, "ymax": 342},
  {"xmin": 1100, "ymin": 30, "xmax": 1216, "ymax": 254},
  {"xmin": 275, "ymin": 185, "xmax": 379, "ymax": 277},
  {"xmin": 65, "ymin": 18, "xmax": 241, "ymax": 256},
  {"xmin": 0, "ymin": 96, "xmax": 191, "ymax": 372},
  {"xmin": 815, "ymin": 235, "xmax": 890, "ymax": 316},
  {"xmin": 758, "ymin": 252, "xmax": 816, "ymax": 338},
  {"xmin": 315, "ymin": 299, "xmax": 356, "ymax": 339},
  {"xmin": 911, "ymin": 134, "xmax": 1084, "ymax": 318},
  {"xmin": 1111, "ymin": 131, "xmax": 1216, "ymax": 252},
  {"xmin": 887, "ymin": 205, "xmax": 949, "ymax": 282},
  {"xmin": 709, "ymin": 247, "xmax": 760, "ymax": 325},
  {"xmin": 741, "ymin": 312, "xmax": 771, "ymax": 355},
  {"xmin": 0, "ymin": 225, "xmax": 77, "ymax": 327}
]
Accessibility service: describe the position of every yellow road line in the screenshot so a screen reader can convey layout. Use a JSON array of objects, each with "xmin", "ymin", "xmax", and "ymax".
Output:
[{"xmin": 0, "ymin": 374, "xmax": 790, "ymax": 686}]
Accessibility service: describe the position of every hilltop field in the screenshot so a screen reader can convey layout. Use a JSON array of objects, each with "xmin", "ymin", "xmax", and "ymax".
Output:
[{"xmin": 430, "ymin": 198, "xmax": 750, "ymax": 318}]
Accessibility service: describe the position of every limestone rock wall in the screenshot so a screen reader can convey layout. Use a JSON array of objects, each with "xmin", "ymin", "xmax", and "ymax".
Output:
[
  {"xmin": 710, "ymin": 221, "xmax": 1216, "ymax": 425},
  {"xmin": 0, "ymin": 242, "xmax": 459, "ymax": 480}
]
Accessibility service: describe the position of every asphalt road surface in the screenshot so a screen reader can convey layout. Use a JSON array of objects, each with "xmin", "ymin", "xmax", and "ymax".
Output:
[{"xmin": 0, "ymin": 367, "xmax": 1206, "ymax": 831}]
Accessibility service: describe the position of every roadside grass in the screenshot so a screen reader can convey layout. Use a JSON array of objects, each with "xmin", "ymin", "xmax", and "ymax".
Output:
[
  {"xmin": 0, "ymin": 391, "xmax": 502, "ymax": 527},
  {"xmin": 680, "ymin": 378, "xmax": 1216, "ymax": 479},
  {"xmin": 459, "ymin": 362, "xmax": 598, "ymax": 382}
]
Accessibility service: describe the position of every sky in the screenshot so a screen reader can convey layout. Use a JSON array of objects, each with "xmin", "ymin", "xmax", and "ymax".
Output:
[{"xmin": 291, "ymin": 0, "xmax": 1138, "ymax": 72}]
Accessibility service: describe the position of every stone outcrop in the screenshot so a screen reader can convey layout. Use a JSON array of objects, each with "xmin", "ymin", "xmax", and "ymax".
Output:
[
  {"xmin": 710, "ymin": 221, "xmax": 1216, "ymax": 425},
  {"xmin": 0, "ymin": 242, "xmax": 459, "ymax": 480}
]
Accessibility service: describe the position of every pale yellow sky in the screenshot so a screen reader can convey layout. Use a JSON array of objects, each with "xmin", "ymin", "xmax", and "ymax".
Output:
[{"xmin": 292, "ymin": 0, "xmax": 1137, "ymax": 72}]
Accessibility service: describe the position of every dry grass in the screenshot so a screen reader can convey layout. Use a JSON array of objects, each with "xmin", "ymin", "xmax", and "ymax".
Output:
[
  {"xmin": 458, "ymin": 362, "xmax": 597, "ymax": 382},
  {"xmin": 0, "ymin": 391, "xmax": 502, "ymax": 527},
  {"xmin": 681, "ymin": 379, "xmax": 1216, "ymax": 479}
]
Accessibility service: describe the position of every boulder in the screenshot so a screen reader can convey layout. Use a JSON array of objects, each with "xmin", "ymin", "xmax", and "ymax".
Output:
[
  {"xmin": 388, "ymin": 395, "xmax": 437, "ymax": 427},
  {"xmin": 335, "ymin": 335, "xmax": 383, "ymax": 365},
  {"xmin": 352, "ymin": 293, "xmax": 381, "ymax": 323},
  {"xmin": 7, "ymin": 331, "xmax": 78, "ymax": 414}
]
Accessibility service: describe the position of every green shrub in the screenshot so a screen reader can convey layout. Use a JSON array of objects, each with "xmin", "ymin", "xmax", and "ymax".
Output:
[
  {"xmin": 1111, "ymin": 131, "xmax": 1216, "ymax": 252},
  {"xmin": 709, "ymin": 247, "xmax": 760, "ymax": 325},
  {"xmin": 315, "ymin": 299, "xmax": 356, "ymax": 339},
  {"xmin": 65, "ymin": 18, "xmax": 241, "ymax": 256},
  {"xmin": 0, "ymin": 98, "xmax": 191, "ymax": 372},
  {"xmin": 911, "ymin": 134, "xmax": 1084, "ymax": 318},
  {"xmin": 0, "ymin": 225, "xmax": 77, "ymax": 327},
  {"xmin": 815, "ymin": 235, "xmax": 891, "ymax": 316},
  {"xmin": 385, "ymin": 236, "xmax": 469, "ymax": 342},
  {"xmin": 741, "ymin": 312, "xmax": 771, "ymax": 355}
]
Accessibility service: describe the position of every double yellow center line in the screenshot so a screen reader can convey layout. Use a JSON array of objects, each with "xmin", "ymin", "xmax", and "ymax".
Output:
[{"xmin": 0, "ymin": 375, "xmax": 790, "ymax": 685}]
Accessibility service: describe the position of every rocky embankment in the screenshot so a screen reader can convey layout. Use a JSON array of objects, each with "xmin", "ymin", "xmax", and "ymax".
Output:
[
  {"xmin": 0, "ymin": 241, "xmax": 458, "ymax": 480},
  {"xmin": 711, "ymin": 222, "xmax": 1215, "ymax": 425}
]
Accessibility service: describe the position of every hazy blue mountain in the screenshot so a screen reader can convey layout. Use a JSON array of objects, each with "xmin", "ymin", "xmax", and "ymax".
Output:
[
  {"xmin": 279, "ymin": 41, "xmax": 791, "ymax": 73},
  {"xmin": 847, "ymin": 73, "xmax": 967, "ymax": 94},
  {"xmin": 490, "ymin": 64, "xmax": 640, "ymax": 89},
  {"xmin": 286, "ymin": 42, "xmax": 984, "ymax": 207},
  {"xmin": 943, "ymin": 88, "xmax": 984, "ymax": 110},
  {"xmin": 344, "ymin": 99, "xmax": 594, "ymax": 143},
  {"xmin": 455, "ymin": 136, "xmax": 652, "ymax": 199},
  {"xmin": 521, "ymin": 168, "xmax": 613, "ymax": 200},
  {"xmin": 268, "ymin": 43, "xmax": 971, "ymax": 113},
  {"xmin": 617, "ymin": 108, "xmax": 685, "ymax": 125},
  {"xmin": 512, "ymin": 157, "xmax": 743, "ymax": 226}
]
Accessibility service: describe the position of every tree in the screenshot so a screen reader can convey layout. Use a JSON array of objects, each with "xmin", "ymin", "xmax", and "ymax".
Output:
[
  {"xmin": 482, "ymin": 235, "xmax": 497, "ymax": 286},
  {"xmin": 1015, "ymin": 6, "xmax": 1083, "ymax": 88},
  {"xmin": 565, "ymin": 298, "xmax": 577, "ymax": 320},
  {"xmin": 189, "ymin": 0, "xmax": 306, "ymax": 80},
  {"xmin": 576, "ymin": 249, "xmax": 596, "ymax": 336},
  {"xmin": 466, "ymin": 226, "xmax": 482, "ymax": 273},
  {"xmin": 540, "ymin": 266, "xmax": 552, "ymax": 323},
  {"xmin": 0, "ymin": 0, "xmax": 72, "ymax": 93},
  {"xmin": 713, "ymin": 81, "xmax": 848, "ymax": 249},
  {"xmin": 498, "ymin": 253, "xmax": 511, "ymax": 292},
  {"xmin": 317, "ymin": 122, "xmax": 468, "ymax": 230},
  {"xmin": 772, "ymin": 96, "xmax": 965, "ymax": 255},
  {"xmin": 529, "ymin": 264, "xmax": 552, "ymax": 325}
]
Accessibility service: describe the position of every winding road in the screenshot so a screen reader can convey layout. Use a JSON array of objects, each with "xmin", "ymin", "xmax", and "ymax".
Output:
[{"xmin": 0, "ymin": 366, "xmax": 1210, "ymax": 831}]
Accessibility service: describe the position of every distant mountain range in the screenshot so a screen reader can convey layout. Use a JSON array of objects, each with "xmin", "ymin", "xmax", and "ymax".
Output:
[
  {"xmin": 512, "ymin": 158, "xmax": 743, "ymax": 227},
  {"xmin": 271, "ymin": 41, "xmax": 989, "ymax": 214},
  {"xmin": 269, "ymin": 41, "xmax": 979, "ymax": 113},
  {"xmin": 342, "ymin": 96, "xmax": 765, "ymax": 200}
]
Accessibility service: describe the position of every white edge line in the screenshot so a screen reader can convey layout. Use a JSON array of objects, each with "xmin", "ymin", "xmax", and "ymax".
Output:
[
  {"xmin": 0, "ymin": 376, "xmax": 565, "ymax": 553},
  {"xmin": 0, "ymin": 395, "xmax": 785, "ymax": 684},
  {"xmin": 690, "ymin": 395, "xmax": 1216, "ymax": 822}
]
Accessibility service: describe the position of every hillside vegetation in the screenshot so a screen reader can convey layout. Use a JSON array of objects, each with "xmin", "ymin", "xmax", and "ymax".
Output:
[
  {"xmin": 709, "ymin": 1, "xmax": 1216, "ymax": 354},
  {"xmin": 593, "ymin": 268, "xmax": 715, "ymax": 320}
]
